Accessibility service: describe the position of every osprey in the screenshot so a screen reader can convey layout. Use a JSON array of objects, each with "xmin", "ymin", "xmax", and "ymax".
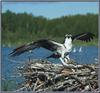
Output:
[{"xmin": 10, "ymin": 32, "xmax": 94, "ymax": 66}]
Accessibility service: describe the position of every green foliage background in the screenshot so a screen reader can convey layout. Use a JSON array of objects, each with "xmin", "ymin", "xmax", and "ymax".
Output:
[{"xmin": 2, "ymin": 10, "xmax": 98, "ymax": 46}]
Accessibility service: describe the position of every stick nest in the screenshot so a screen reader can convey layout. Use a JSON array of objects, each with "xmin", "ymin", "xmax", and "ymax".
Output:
[{"xmin": 15, "ymin": 59, "xmax": 99, "ymax": 92}]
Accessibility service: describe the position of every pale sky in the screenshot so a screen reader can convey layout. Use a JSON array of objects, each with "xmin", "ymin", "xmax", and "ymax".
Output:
[{"xmin": 2, "ymin": 2, "xmax": 99, "ymax": 19}]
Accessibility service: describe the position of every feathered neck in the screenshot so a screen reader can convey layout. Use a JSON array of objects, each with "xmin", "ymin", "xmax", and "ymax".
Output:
[{"xmin": 64, "ymin": 37, "xmax": 72, "ymax": 45}]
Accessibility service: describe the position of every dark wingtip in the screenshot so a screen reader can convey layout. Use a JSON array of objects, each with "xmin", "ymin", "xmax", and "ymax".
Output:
[
  {"xmin": 9, "ymin": 50, "xmax": 19, "ymax": 57},
  {"xmin": 84, "ymin": 32, "xmax": 95, "ymax": 42},
  {"xmin": 9, "ymin": 52, "xmax": 15, "ymax": 57}
]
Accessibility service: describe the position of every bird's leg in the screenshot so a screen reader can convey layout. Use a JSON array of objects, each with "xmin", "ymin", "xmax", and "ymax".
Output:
[
  {"xmin": 63, "ymin": 54, "xmax": 71, "ymax": 65},
  {"xmin": 60, "ymin": 53, "xmax": 69, "ymax": 66},
  {"xmin": 65, "ymin": 55, "xmax": 70, "ymax": 61},
  {"xmin": 59, "ymin": 57, "xmax": 69, "ymax": 66},
  {"xmin": 61, "ymin": 52, "xmax": 65, "ymax": 62},
  {"xmin": 64, "ymin": 57, "xmax": 69, "ymax": 64}
]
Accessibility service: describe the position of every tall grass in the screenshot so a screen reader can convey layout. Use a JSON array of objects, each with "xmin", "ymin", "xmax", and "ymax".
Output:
[
  {"xmin": 1, "ymin": 79, "xmax": 16, "ymax": 91},
  {"xmin": 2, "ymin": 36, "xmax": 98, "ymax": 47}
]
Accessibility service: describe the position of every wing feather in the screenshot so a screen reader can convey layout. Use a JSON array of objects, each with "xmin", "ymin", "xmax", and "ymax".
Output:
[
  {"xmin": 9, "ymin": 39, "xmax": 61, "ymax": 57},
  {"xmin": 72, "ymin": 32, "xmax": 95, "ymax": 42}
]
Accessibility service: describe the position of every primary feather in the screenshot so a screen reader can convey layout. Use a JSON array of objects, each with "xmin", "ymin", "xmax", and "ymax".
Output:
[
  {"xmin": 9, "ymin": 39, "xmax": 60, "ymax": 57},
  {"xmin": 72, "ymin": 32, "xmax": 94, "ymax": 42}
]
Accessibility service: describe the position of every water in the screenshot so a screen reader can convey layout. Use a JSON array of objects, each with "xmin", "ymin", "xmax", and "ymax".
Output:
[{"xmin": 1, "ymin": 46, "xmax": 98, "ymax": 90}]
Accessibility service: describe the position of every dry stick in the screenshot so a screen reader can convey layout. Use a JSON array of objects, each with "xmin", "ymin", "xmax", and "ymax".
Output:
[
  {"xmin": 14, "ymin": 80, "xmax": 33, "ymax": 92},
  {"xmin": 16, "ymin": 60, "xmax": 98, "ymax": 92},
  {"xmin": 35, "ymin": 82, "xmax": 45, "ymax": 90},
  {"xmin": 14, "ymin": 86, "xmax": 27, "ymax": 92},
  {"xmin": 33, "ymin": 78, "xmax": 39, "ymax": 91},
  {"xmin": 36, "ymin": 85, "xmax": 54, "ymax": 92},
  {"xmin": 67, "ymin": 84, "xmax": 82, "ymax": 91}
]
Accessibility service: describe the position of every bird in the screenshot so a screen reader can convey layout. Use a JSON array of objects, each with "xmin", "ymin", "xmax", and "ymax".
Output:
[{"xmin": 9, "ymin": 32, "xmax": 94, "ymax": 66}]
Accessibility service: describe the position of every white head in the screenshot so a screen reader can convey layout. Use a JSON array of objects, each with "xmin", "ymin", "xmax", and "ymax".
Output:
[
  {"xmin": 64, "ymin": 34, "xmax": 73, "ymax": 52},
  {"xmin": 65, "ymin": 34, "xmax": 72, "ymax": 39},
  {"xmin": 64, "ymin": 34, "xmax": 72, "ymax": 44}
]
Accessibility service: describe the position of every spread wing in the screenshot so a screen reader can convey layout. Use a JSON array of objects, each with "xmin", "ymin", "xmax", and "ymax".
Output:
[
  {"xmin": 72, "ymin": 32, "xmax": 95, "ymax": 42},
  {"xmin": 9, "ymin": 39, "xmax": 62, "ymax": 57}
]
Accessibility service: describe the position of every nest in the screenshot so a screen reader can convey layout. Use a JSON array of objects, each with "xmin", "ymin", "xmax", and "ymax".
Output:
[{"xmin": 14, "ymin": 59, "xmax": 99, "ymax": 92}]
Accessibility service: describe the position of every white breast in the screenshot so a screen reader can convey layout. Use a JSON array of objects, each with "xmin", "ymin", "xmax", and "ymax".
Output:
[
  {"xmin": 57, "ymin": 46, "xmax": 65, "ymax": 54},
  {"xmin": 64, "ymin": 37, "xmax": 72, "ymax": 52},
  {"xmin": 56, "ymin": 37, "xmax": 72, "ymax": 55}
]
